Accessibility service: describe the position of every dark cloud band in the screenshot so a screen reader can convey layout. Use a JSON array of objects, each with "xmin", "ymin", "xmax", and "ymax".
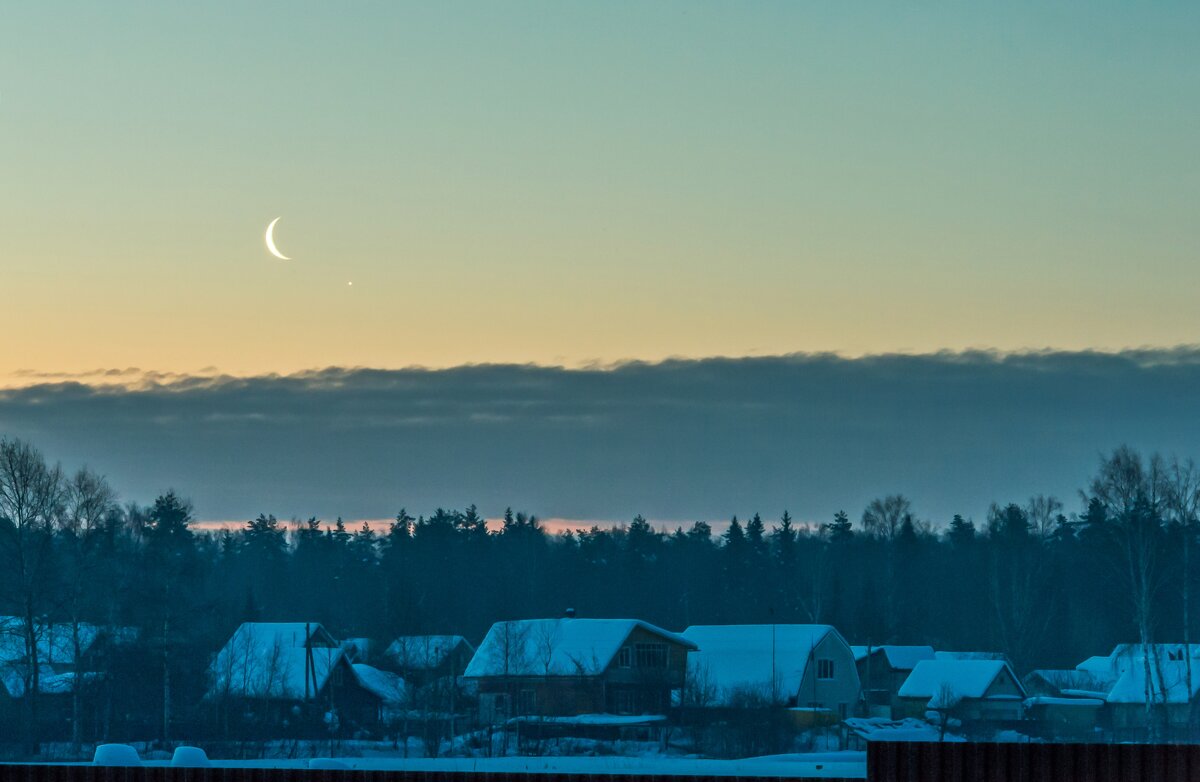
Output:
[{"xmin": 3, "ymin": 349, "xmax": 1198, "ymax": 524}]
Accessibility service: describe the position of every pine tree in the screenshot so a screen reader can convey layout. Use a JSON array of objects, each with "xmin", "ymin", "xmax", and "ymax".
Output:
[
  {"xmin": 947, "ymin": 514, "xmax": 976, "ymax": 545},
  {"xmin": 825, "ymin": 510, "xmax": 854, "ymax": 542}
]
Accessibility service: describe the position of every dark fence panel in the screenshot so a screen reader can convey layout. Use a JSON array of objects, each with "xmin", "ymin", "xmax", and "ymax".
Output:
[
  {"xmin": 0, "ymin": 766, "xmax": 861, "ymax": 782},
  {"xmin": 867, "ymin": 741, "xmax": 1200, "ymax": 782}
]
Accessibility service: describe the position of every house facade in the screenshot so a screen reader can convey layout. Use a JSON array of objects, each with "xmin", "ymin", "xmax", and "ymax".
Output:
[
  {"xmin": 896, "ymin": 659, "xmax": 1026, "ymax": 725},
  {"xmin": 464, "ymin": 618, "xmax": 696, "ymax": 724},
  {"xmin": 852, "ymin": 645, "xmax": 935, "ymax": 718},
  {"xmin": 1096, "ymin": 644, "xmax": 1200, "ymax": 738},
  {"xmin": 681, "ymin": 624, "xmax": 860, "ymax": 718}
]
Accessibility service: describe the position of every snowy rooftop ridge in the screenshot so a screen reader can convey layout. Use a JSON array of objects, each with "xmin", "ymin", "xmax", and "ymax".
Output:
[
  {"xmin": 898, "ymin": 659, "xmax": 1023, "ymax": 703},
  {"xmin": 850, "ymin": 645, "xmax": 936, "ymax": 671},
  {"xmin": 206, "ymin": 622, "xmax": 346, "ymax": 701},
  {"xmin": 464, "ymin": 618, "xmax": 694, "ymax": 678},
  {"xmin": 351, "ymin": 663, "xmax": 407, "ymax": 704},
  {"xmin": 385, "ymin": 635, "xmax": 474, "ymax": 670},
  {"xmin": 0, "ymin": 616, "xmax": 113, "ymax": 666}
]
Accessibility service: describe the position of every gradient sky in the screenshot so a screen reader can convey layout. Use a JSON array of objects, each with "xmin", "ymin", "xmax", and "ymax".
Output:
[{"xmin": 3, "ymin": 2, "xmax": 1199, "ymax": 381}]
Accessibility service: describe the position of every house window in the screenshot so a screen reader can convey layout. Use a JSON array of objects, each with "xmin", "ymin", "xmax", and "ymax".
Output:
[
  {"xmin": 332, "ymin": 666, "xmax": 344, "ymax": 686},
  {"xmin": 635, "ymin": 643, "xmax": 668, "ymax": 669},
  {"xmin": 518, "ymin": 689, "xmax": 536, "ymax": 715},
  {"xmin": 614, "ymin": 689, "xmax": 638, "ymax": 714},
  {"xmin": 617, "ymin": 646, "xmax": 632, "ymax": 668},
  {"xmin": 838, "ymin": 702, "xmax": 848, "ymax": 719},
  {"xmin": 817, "ymin": 659, "xmax": 835, "ymax": 680}
]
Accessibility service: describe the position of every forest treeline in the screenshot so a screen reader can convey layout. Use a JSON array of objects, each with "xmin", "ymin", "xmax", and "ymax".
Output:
[{"xmin": 1, "ymin": 435, "xmax": 1198, "ymax": 740}]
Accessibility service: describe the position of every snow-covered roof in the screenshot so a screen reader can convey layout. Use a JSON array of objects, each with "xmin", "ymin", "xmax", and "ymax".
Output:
[
  {"xmin": 898, "ymin": 659, "xmax": 1022, "ymax": 703},
  {"xmin": 844, "ymin": 717, "xmax": 965, "ymax": 743},
  {"xmin": 1025, "ymin": 668, "xmax": 1115, "ymax": 695},
  {"xmin": 386, "ymin": 636, "xmax": 474, "ymax": 670},
  {"xmin": 683, "ymin": 625, "xmax": 847, "ymax": 704},
  {"xmin": 1106, "ymin": 658, "xmax": 1200, "ymax": 705},
  {"xmin": 1077, "ymin": 644, "xmax": 1200, "ymax": 680},
  {"xmin": 850, "ymin": 645, "xmax": 935, "ymax": 671},
  {"xmin": 0, "ymin": 668, "xmax": 99, "ymax": 698},
  {"xmin": 1071, "ymin": 644, "xmax": 1200, "ymax": 704},
  {"xmin": 351, "ymin": 664, "xmax": 407, "ymax": 704},
  {"xmin": 1076, "ymin": 655, "xmax": 1116, "ymax": 676},
  {"xmin": 935, "ymin": 651, "xmax": 1007, "ymax": 662},
  {"xmin": 206, "ymin": 622, "xmax": 347, "ymax": 701},
  {"xmin": 465, "ymin": 618, "xmax": 694, "ymax": 678},
  {"xmin": 0, "ymin": 617, "xmax": 107, "ymax": 666}
]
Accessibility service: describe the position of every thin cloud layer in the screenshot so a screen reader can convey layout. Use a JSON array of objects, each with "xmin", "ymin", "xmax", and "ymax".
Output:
[{"xmin": 2, "ymin": 350, "xmax": 1199, "ymax": 525}]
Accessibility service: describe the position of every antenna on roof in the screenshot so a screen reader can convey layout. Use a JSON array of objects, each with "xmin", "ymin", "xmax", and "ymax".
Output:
[{"xmin": 304, "ymin": 622, "xmax": 313, "ymax": 701}]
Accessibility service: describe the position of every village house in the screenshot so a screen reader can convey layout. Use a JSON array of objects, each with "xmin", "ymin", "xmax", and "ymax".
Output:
[
  {"xmin": 851, "ymin": 645, "xmax": 935, "ymax": 718},
  {"xmin": 0, "ymin": 616, "xmax": 137, "ymax": 736},
  {"xmin": 681, "ymin": 624, "xmax": 860, "ymax": 722},
  {"xmin": 1087, "ymin": 644, "xmax": 1200, "ymax": 738},
  {"xmin": 464, "ymin": 617, "xmax": 696, "ymax": 726},
  {"xmin": 385, "ymin": 635, "xmax": 476, "ymax": 687},
  {"xmin": 205, "ymin": 622, "xmax": 382, "ymax": 736},
  {"xmin": 896, "ymin": 659, "xmax": 1026, "ymax": 727}
]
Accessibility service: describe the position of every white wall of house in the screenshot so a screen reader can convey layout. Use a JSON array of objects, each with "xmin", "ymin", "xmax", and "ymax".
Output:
[{"xmin": 792, "ymin": 632, "xmax": 861, "ymax": 718}]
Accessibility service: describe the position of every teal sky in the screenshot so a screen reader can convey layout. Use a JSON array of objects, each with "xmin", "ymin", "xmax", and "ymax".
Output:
[{"xmin": 3, "ymin": 2, "xmax": 1198, "ymax": 380}]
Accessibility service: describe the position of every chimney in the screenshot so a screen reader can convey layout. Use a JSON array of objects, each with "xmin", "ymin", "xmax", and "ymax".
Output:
[{"xmin": 564, "ymin": 608, "xmax": 577, "ymax": 619}]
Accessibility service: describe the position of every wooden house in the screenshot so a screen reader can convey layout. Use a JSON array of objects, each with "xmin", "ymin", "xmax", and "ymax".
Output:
[
  {"xmin": 852, "ymin": 645, "xmax": 935, "ymax": 718},
  {"xmin": 896, "ymin": 659, "xmax": 1026, "ymax": 725},
  {"xmin": 204, "ymin": 622, "xmax": 380, "ymax": 736},
  {"xmin": 464, "ymin": 618, "xmax": 696, "ymax": 725}
]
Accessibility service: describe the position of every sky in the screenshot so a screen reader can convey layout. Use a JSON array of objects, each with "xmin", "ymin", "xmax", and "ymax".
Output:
[
  {"xmin": 2, "ymin": 4, "xmax": 1199, "ymax": 524},
  {"xmin": 2, "ymin": 2, "xmax": 1199, "ymax": 380}
]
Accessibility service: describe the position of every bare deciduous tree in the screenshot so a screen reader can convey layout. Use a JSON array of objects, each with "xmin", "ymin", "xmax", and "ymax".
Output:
[
  {"xmin": 63, "ymin": 466, "xmax": 117, "ymax": 749},
  {"xmin": 0, "ymin": 437, "xmax": 67, "ymax": 755}
]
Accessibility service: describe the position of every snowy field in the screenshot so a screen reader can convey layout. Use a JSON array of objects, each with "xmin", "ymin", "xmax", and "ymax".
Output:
[
  {"xmin": 24, "ymin": 752, "xmax": 866, "ymax": 779},
  {"xmin": 188, "ymin": 753, "xmax": 866, "ymax": 778}
]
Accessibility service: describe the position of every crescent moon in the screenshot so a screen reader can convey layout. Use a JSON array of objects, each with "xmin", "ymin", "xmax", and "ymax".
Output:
[{"xmin": 265, "ymin": 217, "xmax": 291, "ymax": 260}]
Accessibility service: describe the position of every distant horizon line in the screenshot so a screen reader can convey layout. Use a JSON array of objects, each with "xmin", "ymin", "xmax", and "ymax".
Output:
[{"xmin": 191, "ymin": 516, "xmax": 780, "ymax": 536}]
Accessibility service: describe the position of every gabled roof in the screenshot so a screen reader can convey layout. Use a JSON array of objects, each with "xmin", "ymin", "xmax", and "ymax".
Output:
[
  {"xmin": 351, "ymin": 663, "xmax": 407, "ymax": 704},
  {"xmin": 1106, "ymin": 659, "xmax": 1200, "ymax": 705},
  {"xmin": 206, "ymin": 622, "xmax": 346, "ymax": 701},
  {"xmin": 1076, "ymin": 655, "xmax": 1115, "ymax": 676},
  {"xmin": 898, "ymin": 659, "xmax": 1023, "ymax": 702},
  {"xmin": 386, "ymin": 635, "xmax": 474, "ymax": 670},
  {"xmin": 0, "ymin": 616, "xmax": 107, "ymax": 666},
  {"xmin": 464, "ymin": 618, "xmax": 694, "ymax": 678},
  {"xmin": 683, "ymin": 625, "xmax": 850, "ymax": 704},
  {"xmin": 851, "ymin": 645, "xmax": 936, "ymax": 671},
  {"xmin": 1075, "ymin": 644, "xmax": 1200, "ymax": 705},
  {"xmin": 1025, "ymin": 668, "xmax": 1116, "ymax": 696}
]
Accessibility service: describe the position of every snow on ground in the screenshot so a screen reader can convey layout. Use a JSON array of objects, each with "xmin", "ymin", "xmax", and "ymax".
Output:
[{"xmin": 190, "ymin": 754, "xmax": 865, "ymax": 778}]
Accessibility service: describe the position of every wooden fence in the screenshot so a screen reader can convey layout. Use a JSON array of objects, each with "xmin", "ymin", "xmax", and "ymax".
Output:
[{"xmin": 868, "ymin": 741, "xmax": 1200, "ymax": 781}]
